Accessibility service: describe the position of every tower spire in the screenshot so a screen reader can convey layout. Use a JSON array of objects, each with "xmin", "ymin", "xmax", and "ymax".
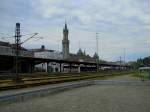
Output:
[
  {"xmin": 62, "ymin": 21, "xmax": 69, "ymax": 59},
  {"xmin": 64, "ymin": 21, "xmax": 67, "ymax": 29}
]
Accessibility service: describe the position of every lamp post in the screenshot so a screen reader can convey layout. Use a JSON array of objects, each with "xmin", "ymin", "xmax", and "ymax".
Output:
[{"xmin": 96, "ymin": 33, "xmax": 99, "ymax": 72}]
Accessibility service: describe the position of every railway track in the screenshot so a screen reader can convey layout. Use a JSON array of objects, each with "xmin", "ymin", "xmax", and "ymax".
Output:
[
  {"xmin": 0, "ymin": 74, "xmax": 105, "ymax": 90},
  {"xmin": 0, "ymin": 74, "xmax": 83, "ymax": 83},
  {"xmin": 0, "ymin": 71, "xmax": 133, "ymax": 91}
]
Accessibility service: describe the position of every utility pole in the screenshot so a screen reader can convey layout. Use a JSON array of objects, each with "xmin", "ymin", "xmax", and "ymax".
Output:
[
  {"xmin": 13, "ymin": 23, "xmax": 39, "ymax": 82},
  {"xmin": 119, "ymin": 56, "xmax": 122, "ymax": 70},
  {"xmin": 123, "ymin": 48, "xmax": 126, "ymax": 65},
  {"xmin": 14, "ymin": 23, "xmax": 21, "ymax": 82},
  {"xmin": 78, "ymin": 41, "xmax": 81, "ymax": 49},
  {"xmin": 96, "ymin": 33, "xmax": 99, "ymax": 72}
]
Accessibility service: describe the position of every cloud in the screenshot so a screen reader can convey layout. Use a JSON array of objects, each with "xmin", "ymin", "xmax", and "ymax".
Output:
[
  {"xmin": 0, "ymin": 0, "xmax": 150, "ymax": 61},
  {"xmin": 31, "ymin": 0, "xmax": 150, "ymax": 25}
]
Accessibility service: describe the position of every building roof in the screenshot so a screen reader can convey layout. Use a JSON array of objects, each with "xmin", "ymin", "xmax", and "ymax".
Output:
[
  {"xmin": 0, "ymin": 41, "xmax": 11, "ymax": 47},
  {"xmin": 30, "ymin": 49, "xmax": 54, "ymax": 52},
  {"xmin": 29, "ymin": 45, "xmax": 55, "ymax": 52},
  {"xmin": 0, "ymin": 41, "xmax": 28, "ymax": 51},
  {"xmin": 67, "ymin": 53, "xmax": 96, "ymax": 62}
]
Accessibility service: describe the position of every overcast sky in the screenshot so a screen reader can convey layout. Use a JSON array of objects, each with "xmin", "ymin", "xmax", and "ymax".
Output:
[{"xmin": 0, "ymin": 0, "xmax": 150, "ymax": 62}]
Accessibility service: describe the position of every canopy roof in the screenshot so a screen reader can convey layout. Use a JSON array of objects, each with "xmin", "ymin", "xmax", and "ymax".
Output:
[{"xmin": 139, "ymin": 67, "xmax": 150, "ymax": 70}]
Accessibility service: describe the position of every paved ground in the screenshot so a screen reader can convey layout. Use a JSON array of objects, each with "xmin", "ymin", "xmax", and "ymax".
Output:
[
  {"xmin": 107, "ymin": 74, "xmax": 139, "ymax": 81},
  {"xmin": 0, "ymin": 85, "xmax": 150, "ymax": 112}
]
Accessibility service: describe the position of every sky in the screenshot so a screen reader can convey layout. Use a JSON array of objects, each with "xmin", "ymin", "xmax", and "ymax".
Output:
[{"xmin": 0, "ymin": 0, "xmax": 150, "ymax": 62}]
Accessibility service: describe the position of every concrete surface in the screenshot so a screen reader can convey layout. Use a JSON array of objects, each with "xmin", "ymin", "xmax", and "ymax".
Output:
[
  {"xmin": 0, "ymin": 80, "xmax": 94, "ymax": 105},
  {"xmin": 0, "ymin": 85, "xmax": 150, "ymax": 112}
]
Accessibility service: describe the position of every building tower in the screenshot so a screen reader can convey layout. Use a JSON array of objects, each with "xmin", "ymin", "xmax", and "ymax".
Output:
[{"xmin": 62, "ymin": 22, "xmax": 69, "ymax": 59}]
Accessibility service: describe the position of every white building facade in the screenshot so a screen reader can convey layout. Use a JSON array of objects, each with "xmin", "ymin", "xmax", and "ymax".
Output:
[
  {"xmin": 34, "ymin": 50, "xmax": 62, "ymax": 60},
  {"xmin": 33, "ymin": 46, "xmax": 63, "ymax": 73}
]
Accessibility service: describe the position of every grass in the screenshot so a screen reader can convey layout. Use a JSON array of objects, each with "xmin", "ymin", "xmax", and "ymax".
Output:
[
  {"xmin": 94, "ymin": 70, "xmax": 134, "ymax": 80},
  {"xmin": 132, "ymin": 70, "xmax": 150, "ymax": 80}
]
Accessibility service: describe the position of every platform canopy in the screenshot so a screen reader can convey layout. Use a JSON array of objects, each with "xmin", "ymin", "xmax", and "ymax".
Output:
[{"xmin": 139, "ymin": 67, "xmax": 150, "ymax": 70}]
